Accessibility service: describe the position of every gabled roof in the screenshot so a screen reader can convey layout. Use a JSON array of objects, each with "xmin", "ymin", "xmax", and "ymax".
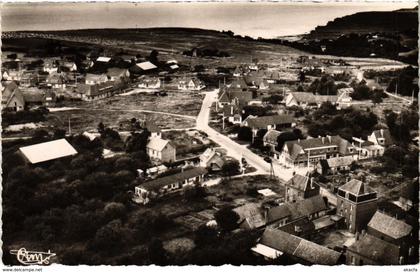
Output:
[
  {"xmin": 136, "ymin": 61, "xmax": 157, "ymax": 71},
  {"xmin": 323, "ymin": 156, "xmax": 354, "ymax": 168},
  {"xmin": 259, "ymin": 229, "xmax": 341, "ymax": 265},
  {"xmin": 246, "ymin": 115, "xmax": 295, "ymax": 129},
  {"xmin": 372, "ymin": 129, "xmax": 394, "ymax": 146},
  {"xmin": 288, "ymin": 92, "xmax": 339, "ymax": 104},
  {"xmin": 339, "ymin": 179, "xmax": 375, "ymax": 196},
  {"xmin": 285, "ymin": 174, "xmax": 312, "ymax": 192},
  {"xmin": 107, "ymin": 68, "xmax": 128, "ymax": 78},
  {"xmin": 85, "ymin": 73, "xmax": 108, "ymax": 82},
  {"xmin": 368, "ymin": 211, "xmax": 412, "ymax": 239},
  {"xmin": 267, "ymin": 195, "xmax": 328, "ymax": 223},
  {"xmin": 21, "ymin": 88, "xmax": 45, "ymax": 103},
  {"xmin": 19, "ymin": 139, "xmax": 78, "ymax": 164},
  {"xmin": 233, "ymin": 203, "xmax": 265, "ymax": 229},
  {"xmin": 146, "ymin": 137, "xmax": 172, "ymax": 152},
  {"xmin": 348, "ymin": 233, "xmax": 400, "ymax": 265},
  {"xmin": 139, "ymin": 167, "xmax": 208, "ymax": 191},
  {"xmin": 263, "ymin": 129, "xmax": 281, "ymax": 143}
]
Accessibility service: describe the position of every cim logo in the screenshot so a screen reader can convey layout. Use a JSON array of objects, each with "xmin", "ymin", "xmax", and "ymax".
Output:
[{"xmin": 10, "ymin": 248, "xmax": 56, "ymax": 265}]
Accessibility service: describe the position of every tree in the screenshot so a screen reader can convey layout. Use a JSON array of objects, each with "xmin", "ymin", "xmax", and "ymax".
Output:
[
  {"xmin": 215, "ymin": 207, "xmax": 239, "ymax": 232},
  {"xmin": 276, "ymin": 131, "xmax": 302, "ymax": 151},
  {"xmin": 351, "ymin": 82, "xmax": 372, "ymax": 100},
  {"xmin": 148, "ymin": 50, "xmax": 159, "ymax": 65},
  {"xmin": 147, "ymin": 238, "xmax": 167, "ymax": 265},
  {"xmin": 221, "ymin": 160, "xmax": 240, "ymax": 179},
  {"xmin": 194, "ymin": 225, "xmax": 218, "ymax": 246},
  {"xmin": 237, "ymin": 127, "xmax": 252, "ymax": 142},
  {"xmin": 103, "ymin": 202, "xmax": 126, "ymax": 222}
]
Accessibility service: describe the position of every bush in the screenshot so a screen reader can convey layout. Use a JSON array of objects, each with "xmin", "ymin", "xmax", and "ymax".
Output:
[{"xmin": 214, "ymin": 207, "xmax": 239, "ymax": 232}]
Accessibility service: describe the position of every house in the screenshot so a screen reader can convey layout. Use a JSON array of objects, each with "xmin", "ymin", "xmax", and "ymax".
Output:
[
  {"xmin": 352, "ymin": 137, "xmax": 384, "ymax": 159},
  {"xmin": 266, "ymin": 195, "xmax": 328, "ymax": 228},
  {"xmin": 263, "ymin": 129, "xmax": 281, "ymax": 151},
  {"xmin": 284, "ymin": 174, "xmax": 320, "ymax": 203},
  {"xmin": 2, "ymin": 70, "xmax": 23, "ymax": 81},
  {"xmin": 135, "ymin": 61, "xmax": 157, "ymax": 72},
  {"xmin": 199, "ymin": 148, "xmax": 226, "ymax": 171},
  {"xmin": 276, "ymin": 135, "xmax": 357, "ymax": 167},
  {"xmin": 77, "ymin": 81, "xmax": 121, "ymax": 100},
  {"xmin": 252, "ymin": 228, "xmax": 341, "ymax": 265},
  {"xmin": 336, "ymin": 179, "xmax": 377, "ymax": 233},
  {"xmin": 43, "ymin": 59, "xmax": 59, "ymax": 74},
  {"xmin": 59, "ymin": 61, "xmax": 78, "ymax": 72},
  {"xmin": 229, "ymin": 77, "xmax": 248, "ymax": 89},
  {"xmin": 316, "ymin": 156, "xmax": 354, "ymax": 175},
  {"xmin": 46, "ymin": 72, "xmax": 67, "ymax": 89},
  {"xmin": 233, "ymin": 203, "xmax": 266, "ymax": 230},
  {"xmin": 346, "ymin": 233, "xmax": 403, "ymax": 265},
  {"xmin": 284, "ymin": 92, "xmax": 346, "ymax": 109},
  {"xmin": 2, "ymin": 81, "xmax": 25, "ymax": 111},
  {"xmin": 19, "ymin": 139, "xmax": 78, "ymax": 164},
  {"xmin": 242, "ymin": 114, "xmax": 296, "ymax": 136},
  {"xmin": 43, "ymin": 90, "xmax": 57, "ymax": 107},
  {"xmin": 146, "ymin": 137, "xmax": 176, "ymax": 163},
  {"xmin": 138, "ymin": 76, "xmax": 161, "ymax": 89},
  {"xmin": 217, "ymin": 89, "xmax": 253, "ymax": 108},
  {"xmin": 133, "ymin": 167, "xmax": 207, "ymax": 204},
  {"xmin": 85, "ymin": 73, "xmax": 109, "ymax": 85},
  {"xmin": 178, "ymin": 78, "xmax": 205, "ymax": 91},
  {"xmin": 106, "ymin": 68, "xmax": 130, "ymax": 82},
  {"xmin": 96, "ymin": 56, "xmax": 112, "ymax": 63},
  {"xmin": 395, "ymin": 180, "xmax": 419, "ymax": 211},
  {"xmin": 21, "ymin": 88, "xmax": 45, "ymax": 108},
  {"xmin": 367, "ymin": 211, "xmax": 414, "ymax": 256},
  {"xmin": 20, "ymin": 71, "xmax": 39, "ymax": 87},
  {"xmin": 221, "ymin": 104, "xmax": 243, "ymax": 124},
  {"xmin": 368, "ymin": 129, "xmax": 394, "ymax": 147}
]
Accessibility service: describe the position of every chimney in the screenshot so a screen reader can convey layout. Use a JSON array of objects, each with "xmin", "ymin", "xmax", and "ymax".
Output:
[
  {"xmin": 321, "ymin": 137, "xmax": 325, "ymax": 144},
  {"xmin": 327, "ymin": 135, "xmax": 331, "ymax": 143},
  {"xmin": 380, "ymin": 128, "xmax": 384, "ymax": 137}
]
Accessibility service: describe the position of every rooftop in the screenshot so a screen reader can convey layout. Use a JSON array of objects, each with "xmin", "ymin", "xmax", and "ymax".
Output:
[
  {"xmin": 339, "ymin": 179, "xmax": 375, "ymax": 196},
  {"xmin": 19, "ymin": 139, "xmax": 78, "ymax": 164},
  {"xmin": 367, "ymin": 211, "xmax": 412, "ymax": 240}
]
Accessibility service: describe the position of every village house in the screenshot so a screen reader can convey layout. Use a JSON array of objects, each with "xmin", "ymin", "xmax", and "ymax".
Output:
[
  {"xmin": 177, "ymin": 77, "xmax": 206, "ymax": 91},
  {"xmin": 242, "ymin": 114, "xmax": 296, "ymax": 137},
  {"xmin": 2, "ymin": 69, "xmax": 23, "ymax": 81},
  {"xmin": 284, "ymin": 174, "xmax": 320, "ymax": 203},
  {"xmin": 106, "ymin": 68, "xmax": 130, "ymax": 82},
  {"xmin": 20, "ymin": 71, "xmax": 39, "ymax": 87},
  {"xmin": 229, "ymin": 77, "xmax": 248, "ymax": 89},
  {"xmin": 252, "ymin": 228, "xmax": 341, "ymax": 265},
  {"xmin": 265, "ymin": 195, "xmax": 328, "ymax": 229},
  {"xmin": 43, "ymin": 59, "xmax": 59, "ymax": 74},
  {"xmin": 77, "ymin": 79, "xmax": 125, "ymax": 100},
  {"xmin": 46, "ymin": 72, "xmax": 68, "ymax": 89},
  {"xmin": 284, "ymin": 92, "xmax": 351, "ymax": 109},
  {"xmin": 199, "ymin": 148, "xmax": 226, "ymax": 171},
  {"xmin": 262, "ymin": 129, "xmax": 281, "ymax": 151},
  {"xmin": 367, "ymin": 128, "xmax": 394, "ymax": 148},
  {"xmin": 221, "ymin": 104, "xmax": 243, "ymax": 124},
  {"xmin": 316, "ymin": 156, "xmax": 355, "ymax": 175},
  {"xmin": 19, "ymin": 138, "xmax": 78, "ymax": 164},
  {"xmin": 133, "ymin": 167, "xmax": 207, "ymax": 205},
  {"xmin": 367, "ymin": 211, "xmax": 415, "ymax": 258},
  {"xmin": 59, "ymin": 60, "xmax": 78, "ymax": 72},
  {"xmin": 276, "ymin": 135, "xmax": 357, "ymax": 167},
  {"xmin": 217, "ymin": 88, "xmax": 253, "ymax": 109},
  {"xmin": 233, "ymin": 203, "xmax": 266, "ymax": 230},
  {"xmin": 85, "ymin": 73, "xmax": 109, "ymax": 85},
  {"xmin": 352, "ymin": 137, "xmax": 384, "ymax": 159},
  {"xmin": 138, "ymin": 76, "xmax": 161, "ymax": 89},
  {"xmin": 96, "ymin": 56, "xmax": 112, "ymax": 63},
  {"xmin": 2, "ymin": 82, "xmax": 25, "ymax": 111},
  {"xmin": 346, "ymin": 232, "xmax": 405, "ymax": 265},
  {"xmin": 336, "ymin": 179, "xmax": 378, "ymax": 233},
  {"xmin": 394, "ymin": 180, "xmax": 418, "ymax": 211},
  {"xmin": 20, "ymin": 88, "xmax": 45, "ymax": 108},
  {"xmin": 130, "ymin": 61, "xmax": 157, "ymax": 74},
  {"xmin": 146, "ymin": 137, "xmax": 176, "ymax": 163}
]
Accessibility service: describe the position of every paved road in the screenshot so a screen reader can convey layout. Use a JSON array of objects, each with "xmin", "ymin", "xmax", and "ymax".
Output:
[{"xmin": 196, "ymin": 90, "xmax": 307, "ymax": 182}]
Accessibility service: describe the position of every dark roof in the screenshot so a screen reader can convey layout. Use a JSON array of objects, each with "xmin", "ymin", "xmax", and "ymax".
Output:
[
  {"xmin": 278, "ymin": 217, "xmax": 316, "ymax": 236},
  {"xmin": 259, "ymin": 229, "xmax": 341, "ymax": 265},
  {"xmin": 21, "ymin": 89, "xmax": 45, "ymax": 103},
  {"xmin": 285, "ymin": 174, "xmax": 311, "ymax": 192},
  {"xmin": 284, "ymin": 135, "xmax": 353, "ymax": 161},
  {"xmin": 372, "ymin": 129, "xmax": 394, "ymax": 146},
  {"xmin": 267, "ymin": 195, "xmax": 328, "ymax": 223},
  {"xmin": 367, "ymin": 211, "xmax": 412, "ymax": 239},
  {"xmin": 233, "ymin": 203, "xmax": 266, "ymax": 229},
  {"xmin": 348, "ymin": 233, "xmax": 400, "ymax": 265},
  {"xmin": 246, "ymin": 115, "xmax": 295, "ymax": 129},
  {"xmin": 339, "ymin": 179, "xmax": 375, "ymax": 196},
  {"xmin": 139, "ymin": 167, "xmax": 207, "ymax": 191}
]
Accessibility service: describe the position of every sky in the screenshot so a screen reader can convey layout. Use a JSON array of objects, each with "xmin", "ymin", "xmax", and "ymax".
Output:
[{"xmin": 1, "ymin": 1, "xmax": 417, "ymax": 38}]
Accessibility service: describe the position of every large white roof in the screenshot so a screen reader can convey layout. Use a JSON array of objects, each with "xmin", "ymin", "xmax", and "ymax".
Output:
[
  {"xmin": 146, "ymin": 137, "xmax": 171, "ymax": 152},
  {"xmin": 19, "ymin": 138, "xmax": 78, "ymax": 164},
  {"xmin": 136, "ymin": 61, "xmax": 157, "ymax": 71},
  {"xmin": 96, "ymin": 56, "xmax": 111, "ymax": 62}
]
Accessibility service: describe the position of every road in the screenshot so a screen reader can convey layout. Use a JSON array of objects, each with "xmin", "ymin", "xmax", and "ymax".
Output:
[{"xmin": 196, "ymin": 90, "xmax": 307, "ymax": 182}]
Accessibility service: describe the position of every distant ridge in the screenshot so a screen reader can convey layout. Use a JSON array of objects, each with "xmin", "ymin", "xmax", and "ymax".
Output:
[{"xmin": 304, "ymin": 7, "xmax": 418, "ymax": 40}]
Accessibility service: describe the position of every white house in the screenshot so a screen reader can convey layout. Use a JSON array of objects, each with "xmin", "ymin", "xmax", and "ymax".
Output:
[
  {"xmin": 178, "ymin": 78, "xmax": 206, "ymax": 91},
  {"xmin": 146, "ymin": 137, "xmax": 176, "ymax": 163}
]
